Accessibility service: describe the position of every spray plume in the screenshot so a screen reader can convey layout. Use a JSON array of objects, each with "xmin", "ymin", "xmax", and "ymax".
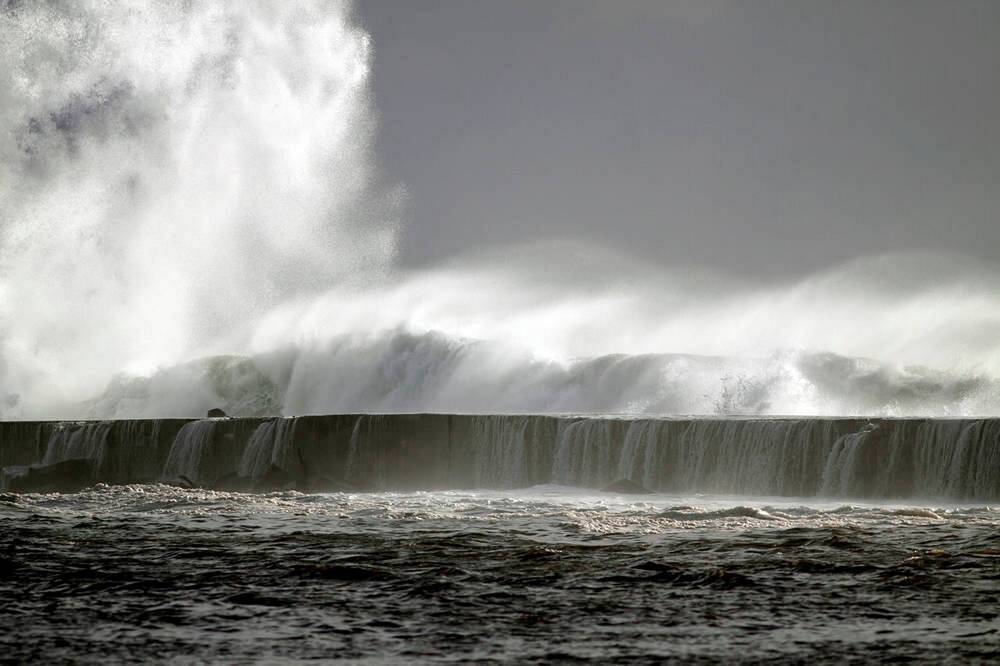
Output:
[{"xmin": 1, "ymin": 1, "xmax": 998, "ymax": 419}]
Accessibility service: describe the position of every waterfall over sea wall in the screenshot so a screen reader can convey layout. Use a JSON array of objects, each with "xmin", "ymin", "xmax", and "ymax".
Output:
[
  {"xmin": 1, "ymin": 415, "xmax": 998, "ymax": 500},
  {"xmin": 239, "ymin": 418, "xmax": 299, "ymax": 481}
]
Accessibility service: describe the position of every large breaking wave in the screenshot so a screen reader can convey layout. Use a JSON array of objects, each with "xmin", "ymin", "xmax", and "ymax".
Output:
[
  {"xmin": 1, "ymin": 1, "xmax": 999, "ymax": 420},
  {"xmin": 80, "ymin": 327, "xmax": 997, "ymax": 419}
]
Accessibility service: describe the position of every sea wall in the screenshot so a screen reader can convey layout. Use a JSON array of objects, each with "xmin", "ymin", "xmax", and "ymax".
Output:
[{"xmin": 1, "ymin": 415, "xmax": 998, "ymax": 500}]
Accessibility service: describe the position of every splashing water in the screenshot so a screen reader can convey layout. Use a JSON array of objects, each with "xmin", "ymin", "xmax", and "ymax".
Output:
[
  {"xmin": 1, "ymin": 1, "xmax": 999, "ymax": 419},
  {"xmin": 0, "ymin": 0, "xmax": 399, "ymax": 414}
]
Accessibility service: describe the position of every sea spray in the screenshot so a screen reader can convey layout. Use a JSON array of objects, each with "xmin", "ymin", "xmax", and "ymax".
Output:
[
  {"xmin": 0, "ymin": 0, "xmax": 399, "ymax": 416},
  {"xmin": 2, "ymin": 3, "xmax": 999, "ymax": 420}
]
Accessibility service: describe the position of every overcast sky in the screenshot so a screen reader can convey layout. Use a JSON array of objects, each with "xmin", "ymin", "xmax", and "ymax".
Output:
[{"xmin": 354, "ymin": 0, "xmax": 999, "ymax": 279}]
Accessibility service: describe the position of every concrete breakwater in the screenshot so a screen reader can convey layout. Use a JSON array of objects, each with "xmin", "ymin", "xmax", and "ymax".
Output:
[{"xmin": 1, "ymin": 415, "xmax": 998, "ymax": 500}]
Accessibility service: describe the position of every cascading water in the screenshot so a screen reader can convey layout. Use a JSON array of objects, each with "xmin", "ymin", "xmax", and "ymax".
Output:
[
  {"xmin": 109, "ymin": 419, "xmax": 184, "ymax": 484},
  {"xmin": 41, "ymin": 422, "xmax": 113, "ymax": 468},
  {"xmin": 344, "ymin": 414, "xmax": 422, "ymax": 490},
  {"xmin": 238, "ymin": 417, "xmax": 297, "ymax": 481},
  {"xmin": 470, "ymin": 414, "xmax": 566, "ymax": 488},
  {"xmin": 161, "ymin": 419, "xmax": 218, "ymax": 486},
  {"xmin": 551, "ymin": 419, "xmax": 625, "ymax": 488},
  {"xmin": 1, "ymin": 413, "xmax": 998, "ymax": 498}
]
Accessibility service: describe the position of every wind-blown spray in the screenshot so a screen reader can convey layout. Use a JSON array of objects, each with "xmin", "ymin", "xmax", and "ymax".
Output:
[
  {"xmin": 1, "ymin": 1, "xmax": 998, "ymax": 419},
  {"xmin": 0, "ymin": 0, "xmax": 398, "ymax": 414}
]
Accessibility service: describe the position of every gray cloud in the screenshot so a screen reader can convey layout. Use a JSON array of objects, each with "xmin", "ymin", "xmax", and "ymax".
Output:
[{"xmin": 356, "ymin": 0, "xmax": 1000, "ymax": 278}]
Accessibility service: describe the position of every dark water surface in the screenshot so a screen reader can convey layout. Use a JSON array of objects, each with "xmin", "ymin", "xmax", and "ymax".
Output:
[{"xmin": 1, "ymin": 486, "xmax": 998, "ymax": 663}]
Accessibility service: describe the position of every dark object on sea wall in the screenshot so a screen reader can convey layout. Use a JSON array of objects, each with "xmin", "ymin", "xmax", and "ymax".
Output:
[
  {"xmin": 207, "ymin": 408, "xmax": 227, "ymax": 418},
  {"xmin": 601, "ymin": 478, "xmax": 654, "ymax": 494},
  {"xmin": 1, "ymin": 415, "xmax": 999, "ymax": 500}
]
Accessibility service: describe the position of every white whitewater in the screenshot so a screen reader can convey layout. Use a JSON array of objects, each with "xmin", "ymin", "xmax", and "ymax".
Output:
[
  {"xmin": 0, "ymin": 0, "xmax": 398, "ymax": 417},
  {"xmin": 1, "ymin": 2, "xmax": 999, "ymax": 422}
]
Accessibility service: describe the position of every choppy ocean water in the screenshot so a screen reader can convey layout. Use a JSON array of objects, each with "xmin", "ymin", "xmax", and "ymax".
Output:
[{"xmin": 1, "ymin": 486, "xmax": 997, "ymax": 663}]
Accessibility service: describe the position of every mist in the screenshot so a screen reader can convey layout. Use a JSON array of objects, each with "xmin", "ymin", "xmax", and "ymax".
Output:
[{"xmin": 1, "ymin": 1, "xmax": 998, "ymax": 419}]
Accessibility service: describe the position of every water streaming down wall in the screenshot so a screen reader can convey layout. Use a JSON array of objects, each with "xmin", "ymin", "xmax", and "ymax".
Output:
[
  {"xmin": 41, "ymin": 422, "xmax": 114, "ymax": 469},
  {"xmin": 107, "ymin": 419, "xmax": 190, "ymax": 484},
  {"xmin": 8, "ymin": 421, "xmax": 114, "ymax": 492},
  {"xmin": 552, "ymin": 418, "xmax": 629, "ymax": 488},
  {"xmin": 238, "ymin": 418, "xmax": 299, "ymax": 481},
  {"xmin": 616, "ymin": 418, "xmax": 856, "ymax": 496},
  {"xmin": 1, "ymin": 415, "xmax": 998, "ymax": 500},
  {"xmin": 470, "ymin": 415, "xmax": 560, "ymax": 488},
  {"xmin": 160, "ymin": 420, "xmax": 216, "ymax": 486},
  {"xmin": 0, "ymin": 421, "xmax": 51, "ymax": 469},
  {"xmin": 345, "ymin": 415, "xmax": 452, "ymax": 490}
]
